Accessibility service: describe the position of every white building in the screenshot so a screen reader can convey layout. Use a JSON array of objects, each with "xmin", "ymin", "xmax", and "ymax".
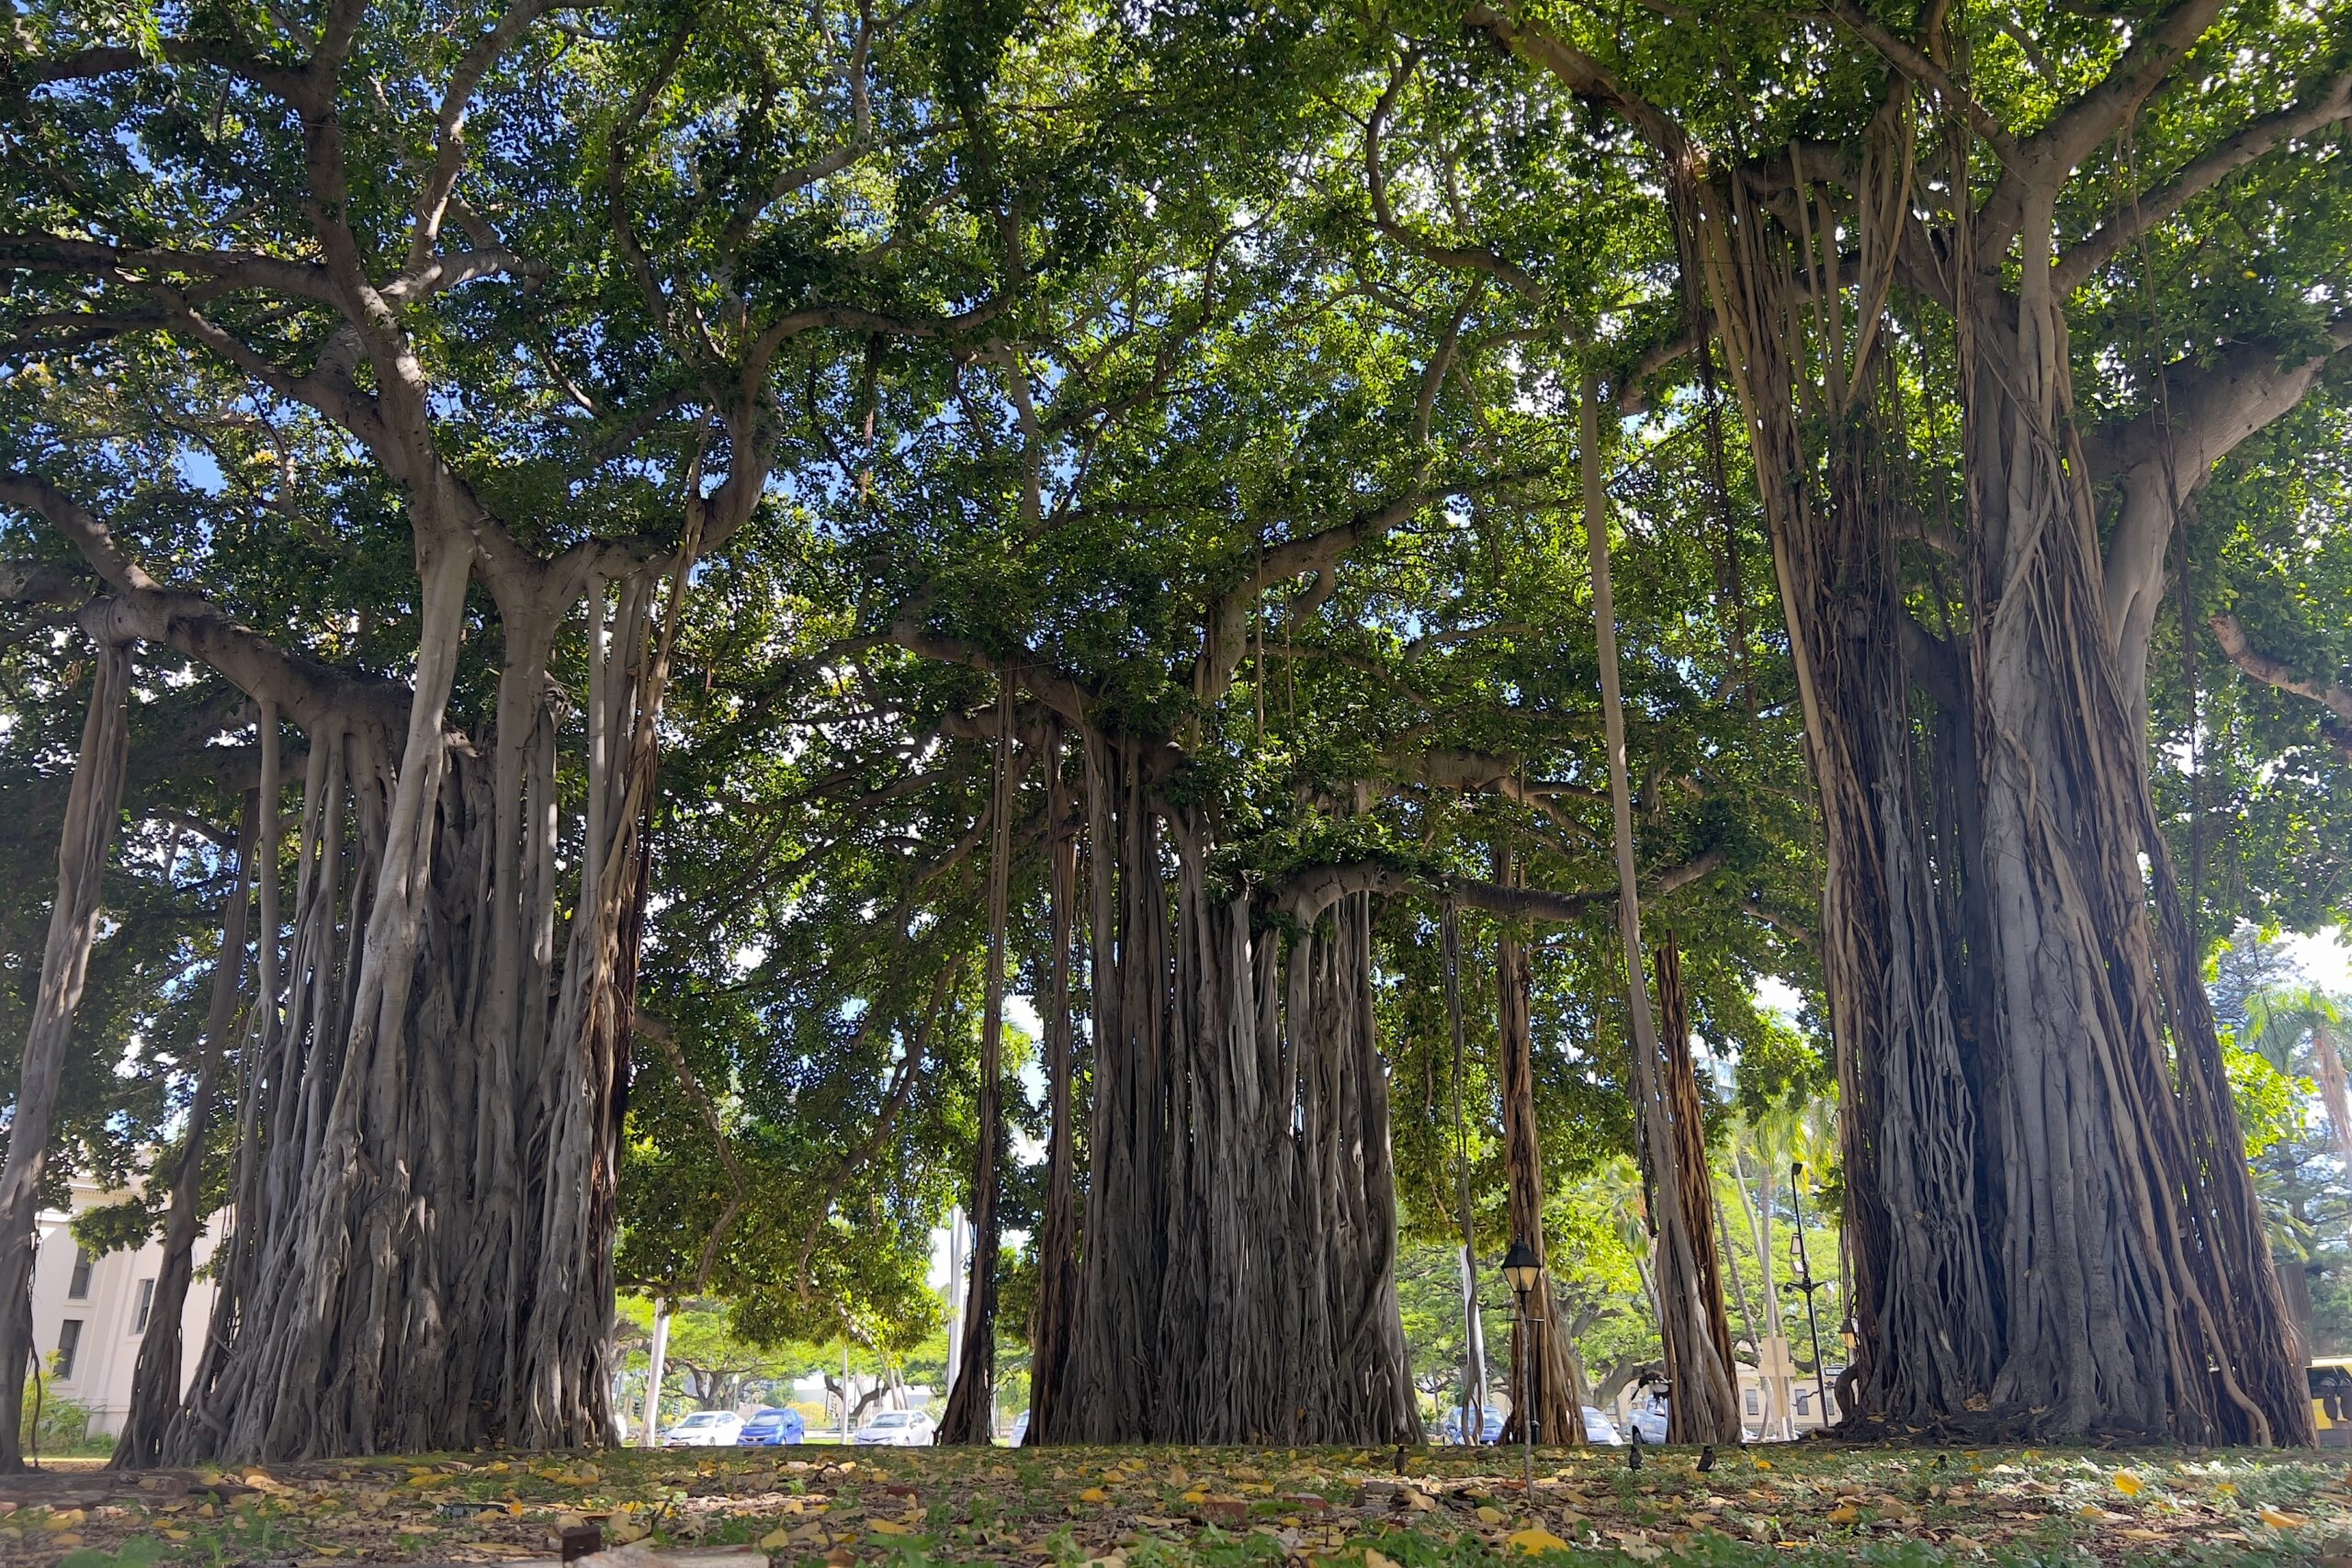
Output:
[{"xmin": 27, "ymin": 1177, "xmax": 221, "ymax": 1439}]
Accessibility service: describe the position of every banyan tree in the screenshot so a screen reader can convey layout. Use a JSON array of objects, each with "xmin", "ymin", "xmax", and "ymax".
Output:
[
  {"xmin": 6, "ymin": 0, "xmax": 2347, "ymax": 1465},
  {"xmin": 1462, "ymin": 0, "xmax": 2347, "ymax": 1442},
  {"xmin": 0, "ymin": 0, "xmax": 1007, "ymax": 1460}
]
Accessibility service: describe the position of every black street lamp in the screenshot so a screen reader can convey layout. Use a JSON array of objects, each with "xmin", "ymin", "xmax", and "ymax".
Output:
[
  {"xmin": 1787, "ymin": 1162, "xmax": 1832, "ymax": 1427},
  {"xmin": 1500, "ymin": 1239, "xmax": 1542, "ymax": 1503}
]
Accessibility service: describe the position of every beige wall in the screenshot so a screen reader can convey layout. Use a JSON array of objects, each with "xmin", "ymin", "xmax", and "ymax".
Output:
[{"xmin": 27, "ymin": 1179, "xmax": 221, "ymax": 1440}]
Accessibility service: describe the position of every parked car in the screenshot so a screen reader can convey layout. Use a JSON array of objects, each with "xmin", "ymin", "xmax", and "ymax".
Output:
[
  {"xmin": 1438, "ymin": 1407, "xmax": 1505, "ymax": 1445},
  {"xmin": 1580, "ymin": 1404, "xmax": 1623, "ymax": 1445},
  {"xmin": 1627, "ymin": 1397, "xmax": 1668, "ymax": 1445},
  {"xmin": 738, "ymin": 1406, "xmax": 806, "ymax": 1446},
  {"xmin": 663, "ymin": 1410, "xmax": 743, "ymax": 1447},
  {"xmin": 853, "ymin": 1409, "xmax": 936, "ymax": 1447},
  {"xmin": 1006, "ymin": 1411, "xmax": 1030, "ymax": 1447}
]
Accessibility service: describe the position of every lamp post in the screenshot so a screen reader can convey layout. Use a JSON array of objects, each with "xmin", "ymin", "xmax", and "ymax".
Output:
[
  {"xmin": 1787, "ymin": 1162, "xmax": 1831, "ymax": 1426},
  {"xmin": 1501, "ymin": 1239, "xmax": 1543, "ymax": 1506}
]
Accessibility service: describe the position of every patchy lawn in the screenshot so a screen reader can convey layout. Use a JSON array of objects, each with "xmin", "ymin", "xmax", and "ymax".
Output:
[{"xmin": 5, "ymin": 1441, "xmax": 2349, "ymax": 1566}]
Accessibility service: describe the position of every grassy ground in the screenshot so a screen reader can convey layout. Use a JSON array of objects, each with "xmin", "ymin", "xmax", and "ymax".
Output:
[{"xmin": 4, "ymin": 1442, "xmax": 2349, "ymax": 1566}]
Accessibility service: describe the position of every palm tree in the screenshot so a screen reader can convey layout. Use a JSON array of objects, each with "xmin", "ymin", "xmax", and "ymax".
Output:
[{"xmin": 2245, "ymin": 986, "xmax": 2352, "ymax": 1244}]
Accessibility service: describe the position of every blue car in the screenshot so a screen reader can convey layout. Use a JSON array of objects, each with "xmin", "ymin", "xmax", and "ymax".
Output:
[
  {"xmin": 1439, "ymin": 1408, "xmax": 1506, "ymax": 1445},
  {"xmin": 737, "ymin": 1406, "xmax": 806, "ymax": 1446}
]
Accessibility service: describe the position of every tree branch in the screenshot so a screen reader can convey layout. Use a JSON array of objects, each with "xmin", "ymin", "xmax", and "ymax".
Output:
[
  {"xmin": 1365, "ymin": 48, "xmax": 1549, "ymax": 304},
  {"xmin": 2209, "ymin": 613, "xmax": 2352, "ymax": 761},
  {"xmin": 2030, "ymin": 0, "xmax": 2233, "ymax": 174},
  {"xmin": 1462, "ymin": 4, "xmax": 1690, "ymax": 163},
  {"xmin": 0, "ymin": 472, "xmax": 409, "ymax": 736},
  {"xmin": 1807, "ymin": 0, "xmax": 2019, "ymax": 167},
  {"xmin": 2054, "ymin": 70, "xmax": 2352, "ymax": 293}
]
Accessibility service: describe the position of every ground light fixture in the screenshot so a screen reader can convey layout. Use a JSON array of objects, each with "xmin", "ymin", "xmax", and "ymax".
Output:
[{"xmin": 1500, "ymin": 1238, "xmax": 1542, "ymax": 1505}]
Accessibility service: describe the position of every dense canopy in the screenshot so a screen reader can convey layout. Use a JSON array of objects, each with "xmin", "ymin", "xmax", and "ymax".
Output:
[{"xmin": 0, "ymin": 0, "xmax": 2347, "ymax": 1467}]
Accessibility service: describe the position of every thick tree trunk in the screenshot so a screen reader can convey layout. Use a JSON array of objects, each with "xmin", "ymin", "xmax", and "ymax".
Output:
[
  {"xmin": 160, "ymin": 537, "xmax": 678, "ymax": 1460},
  {"xmin": 1059, "ymin": 738, "xmax": 1418, "ymax": 1443},
  {"xmin": 1691, "ymin": 146, "xmax": 2306, "ymax": 1440},
  {"xmin": 1652, "ymin": 933, "xmax": 1738, "ymax": 1442},
  {"xmin": 1026, "ymin": 725, "xmax": 1080, "ymax": 1443},
  {"xmin": 1582, "ymin": 371, "xmax": 1742, "ymax": 1446},
  {"xmin": 112, "ymin": 780, "xmax": 261, "ymax": 1469},
  {"xmin": 1490, "ymin": 843, "xmax": 1581, "ymax": 1448},
  {"xmin": 1063, "ymin": 736, "xmax": 1165, "ymax": 1439},
  {"xmin": 941, "ymin": 676, "xmax": 1013, "ymax": 1444},
  {"xmin": 1691, "ymin": 173, "xmax": 2003, "ymax": 1436},
  {"xmin": 0, "ymin": 638, "xmax": 132, "ymax": 1472},
  {"xmin": 1958, "ymin": 253, "xmax": 2307, "ymax": 1443}
]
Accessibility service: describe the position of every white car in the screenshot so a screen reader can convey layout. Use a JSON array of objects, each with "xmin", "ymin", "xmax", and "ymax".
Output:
[
  {"xmin": 1581, "ymin": 1404, "xmax": 1624, "ymax": 1445},
  {"xmin": 853, "ymin": 1409, "xmax": 936, "ymax": 1447},
  {"xmin": 663, "ymin": 1410, "xmax": 744, "ymax": 1447}
]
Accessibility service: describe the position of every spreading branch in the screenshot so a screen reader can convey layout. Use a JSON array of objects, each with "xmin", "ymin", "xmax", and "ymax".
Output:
[
  {"xmin": 0, "ymin": 473, "xmax": 410, "ymax": 736},
  {"xmin": 1365, "ymin": 49, "xmax": 1548, "ymax": 303},
  {"xmin": 1462, "ymin": 4, "xmax": 1690, "ymax": 163},
  {"xmin": 2209, "ymin": 614, "xmax": 2352, "ymax": 761},
  {"xmin": 2054, "ymin": 70, "xmax": 2352, "ymax": 292}
]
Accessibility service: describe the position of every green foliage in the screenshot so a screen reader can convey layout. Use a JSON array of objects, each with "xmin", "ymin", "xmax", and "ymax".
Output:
[
  {"xmin": 3, "ymin": 0, "xmax": 2350, "ymax": 1416},
  {"xmin": 18, "ymin": 1381, "xmax": 93, "ymax": 1456},
  {"xmin": 2227, "ymin": 1044, "xmax": 2304, "ymax": 1161}
]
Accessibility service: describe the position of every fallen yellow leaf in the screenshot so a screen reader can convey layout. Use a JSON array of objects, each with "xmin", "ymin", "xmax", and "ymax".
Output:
[
  {"xmin": 2258, "ymin": 1506, "xmax": 2305, "ymax": 1529},
  {"xmin": 759, "ymin": 1528, "xmax": 794, "ymax": 1550},
  {"xmin": 1476, "ymin": 1505, "xmax": 1505, "ymax": 1525},
  {"xmin": 869, "ymin": 1519, "xmax": 913, "ymax": 1536},
  {"xmin": 1506, "ymin": 1526, "xmax": 1570, "ymax": 1554},
  {"xmin": 1079, "ymin": 1487, "xmax": 1110, "ymax": 1503},
  {"xmin": 1364, "ymin": 1551, "xmax": 1400, "ymax": 1568},
  {"xmin": 42, "ymin": 1510, "xmax": 85, "ymax": 1531},
  {"xmin": 1826, "ymin": 1504, "xmax": 1859, "ymax": 1525},
  {"xmin": 2112, "ymin": 1472, "xmax": 2143, "ymax": 1497}
]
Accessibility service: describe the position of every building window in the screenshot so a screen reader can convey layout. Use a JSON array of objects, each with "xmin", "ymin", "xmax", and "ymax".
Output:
[
  {"xmin": 131, "ymin": 1279, "xmax": 155, "ymax": 1335},
  {"xmin": 53, "ymin": 1319, "xmax": 81, "ymax": 1382},
  {"xmin": 66, "ymin": 1247, "xmax": 91, "ymax": 1301},
  {"xmin": 1745, "ymin": 1388, "xmax": 1760, "ymax": 1416}
]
